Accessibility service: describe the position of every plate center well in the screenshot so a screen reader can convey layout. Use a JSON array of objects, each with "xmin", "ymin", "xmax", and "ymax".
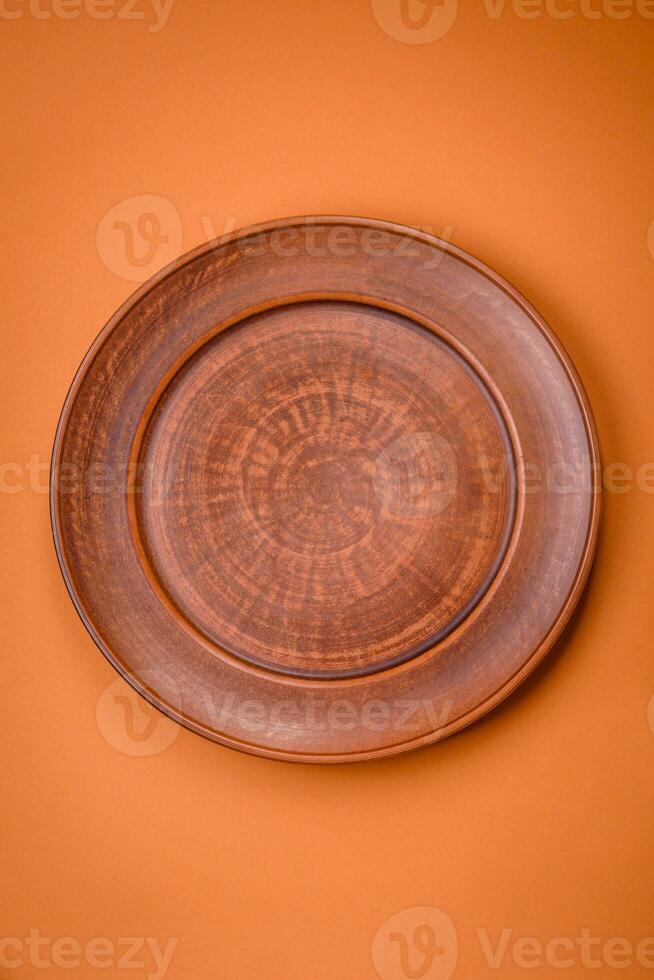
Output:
[{"xmin": 136, "ymin": 300, "xmax": 516, "ymax": 679}]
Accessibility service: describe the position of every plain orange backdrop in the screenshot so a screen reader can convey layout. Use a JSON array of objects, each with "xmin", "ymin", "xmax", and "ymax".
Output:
[{"xmin": 1, "ymin": 1, "xmax": 654, "ymax": 978}]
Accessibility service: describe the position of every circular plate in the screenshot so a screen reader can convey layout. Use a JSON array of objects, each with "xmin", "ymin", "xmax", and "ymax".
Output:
[{"xmin": 51, "ymin": 217, "xmax": 601, "ymax": 763}]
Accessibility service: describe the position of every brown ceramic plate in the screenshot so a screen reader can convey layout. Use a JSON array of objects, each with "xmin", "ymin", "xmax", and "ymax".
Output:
[{"xmin": 51, "ymin": 217, "xmax": 600, "ymax": 763}]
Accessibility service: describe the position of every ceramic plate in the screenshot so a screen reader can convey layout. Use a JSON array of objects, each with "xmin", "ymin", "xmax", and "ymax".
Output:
[{"xmin": 51, "ymin": 217, "xmax": 600, "ymax": 763}]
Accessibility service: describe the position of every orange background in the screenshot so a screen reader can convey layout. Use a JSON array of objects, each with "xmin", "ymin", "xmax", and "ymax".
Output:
[{"xmin": 1, "ymin": 2, "xmax": 653, "ymax": 978}]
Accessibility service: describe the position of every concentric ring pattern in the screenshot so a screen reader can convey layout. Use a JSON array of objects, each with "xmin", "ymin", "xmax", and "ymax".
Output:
[{"xmin": 137, "ymin": 301, "xmax": 516, "ymax": 678}]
